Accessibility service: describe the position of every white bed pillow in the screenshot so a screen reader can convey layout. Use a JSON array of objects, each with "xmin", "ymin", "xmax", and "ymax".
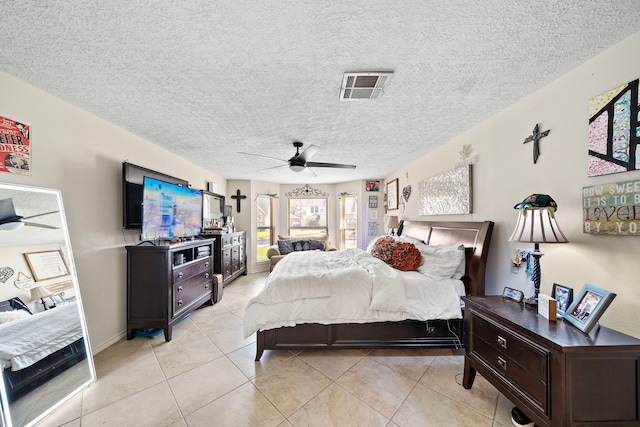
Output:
[
  {"xmin": 0, "ymin": 310, "xmax": 30, "ymax": 325},
  {"xmin": 415, "ymin": 244, "xmax": 466, "ymax": 279}
]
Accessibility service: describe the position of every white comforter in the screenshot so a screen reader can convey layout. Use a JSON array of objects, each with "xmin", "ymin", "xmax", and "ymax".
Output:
[
  {"xmin": 0, "ymin": 302, "xmax": 83, "ymax": 371},
  {"xmin": 243, "ymin": 249, "xmax": 465, "ymax": 337}
]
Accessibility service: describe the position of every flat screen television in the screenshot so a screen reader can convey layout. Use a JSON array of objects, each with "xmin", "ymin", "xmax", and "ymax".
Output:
[
  {"xmin": 122, "ymin": 162, "xmax": 188, "ymax": 229},
  {"xmin": 141, "ymin": 177, "xmax": 203, "ymax": 241}
]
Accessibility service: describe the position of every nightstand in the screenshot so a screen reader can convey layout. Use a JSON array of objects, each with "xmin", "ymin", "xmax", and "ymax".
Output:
[{"xmin": 462, "ymin": 295, "xmax": 640, "ymax": 427}]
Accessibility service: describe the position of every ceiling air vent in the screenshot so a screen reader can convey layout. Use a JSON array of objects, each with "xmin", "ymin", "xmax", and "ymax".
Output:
[{"xmin": 340, "ymin": 72, "xmax": 393, "ymax": 101}]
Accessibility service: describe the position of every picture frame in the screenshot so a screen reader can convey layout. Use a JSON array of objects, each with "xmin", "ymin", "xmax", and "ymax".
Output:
[
  {"xmin": 368, "ymin": 195, "xmax": 378, "ymax": 208},
  {"xmin": 563, "ymin": 284, "xmax": 616, "ymax": 333},
  {"xmin": 386, "ymin": 179, "xmax": 399, "ymax": 210},
  {"xmin": 366, "ymin": 180, "xmax": 380, "ymax": 192},
  {"xmin": 47, "ymin": 292, "xmax": 66, "ymax": 307},
  {"xmin": 551, "ymin": 283, "xmax": 573, "ymax": 316},
  {"xmin": 24, "ymin": 250, "xmax": 70, "ymax": 281}
]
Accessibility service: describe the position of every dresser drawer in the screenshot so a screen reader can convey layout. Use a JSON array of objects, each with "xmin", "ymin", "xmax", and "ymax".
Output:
[
  {"xmin": 473, "ymin": 315, "xmax": 547, "ymax": 378},
  {"xmin": 173, "ymin": 272, "xmax": 212, "ymax": 315},
  {"xmin": 173, "ymin": 257, "xmax": 212, "ymax": 283},
  {"xmin": 470, "ymin": 311, "xmax": 549, "ymax": 412}
]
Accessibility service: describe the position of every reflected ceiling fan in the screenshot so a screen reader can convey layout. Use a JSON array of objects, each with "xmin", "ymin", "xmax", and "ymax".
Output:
[
  {"xmin": 0, "ymin": 198, "xmax": 60, "ymax": 231},
  {"xmin": 239, "ymin": 142, "xmax": 356, "ymax": 175}
]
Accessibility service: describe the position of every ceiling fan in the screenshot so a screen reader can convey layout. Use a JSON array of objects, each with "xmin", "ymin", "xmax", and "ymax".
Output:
[
  {"xmin": 0, "ymin": 198, "xmax": 60, "ymax": 231},
  {"xmin": 239, "ymin": 142, "xmax": 356, "ymax": 175}
]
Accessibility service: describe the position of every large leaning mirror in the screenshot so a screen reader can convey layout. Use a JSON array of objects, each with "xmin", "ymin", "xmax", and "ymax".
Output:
[{"xmin": 0, "ymin": 183, "xmax": 95, "ymax": 427}]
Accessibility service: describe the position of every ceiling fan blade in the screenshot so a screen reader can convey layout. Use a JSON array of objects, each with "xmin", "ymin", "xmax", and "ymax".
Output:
[
  {"xmin": 238, "ymin": 151, "xmax": 288, "ymax": 164},
  {"xmin": 256, "ymin": 164, "xmax": 289, "ymax": 172},
  {"xmin": 297, "ymin": 144, "xmax": 319, "ymax": 163},
  {"xmin": 23, "ymin": 210, "xmax": 59, "ymax": 220},
  {"xmin": 23, "ymin": 221, "xmax": 59, "ymax": 230},
  {"xmin": 306, "ymin": 161, "xmax": 356, "ymax": 169}
]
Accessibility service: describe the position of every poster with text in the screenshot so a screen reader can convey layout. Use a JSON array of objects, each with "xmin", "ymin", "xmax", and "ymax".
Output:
[
  {"xmin": 0, "ymin": 115, "xmax": 31, "ymax": 175},
  {"xmin": 583, "ymin": 178, "xmax": 640, "ymax": 235}
]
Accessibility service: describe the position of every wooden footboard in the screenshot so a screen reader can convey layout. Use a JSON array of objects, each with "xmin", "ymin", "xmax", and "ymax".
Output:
[{"xmin": 255, "ymin": 319, "xmax": 463, "ymax": 361}]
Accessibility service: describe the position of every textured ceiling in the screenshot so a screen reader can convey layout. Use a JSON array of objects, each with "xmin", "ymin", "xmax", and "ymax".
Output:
[{"xmin": 2, "ymin": 1, "xmax": 639, "ymax": 184}]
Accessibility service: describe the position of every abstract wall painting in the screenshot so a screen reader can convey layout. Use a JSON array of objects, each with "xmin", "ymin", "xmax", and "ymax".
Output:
[
  {"xmin": 418, "ymin": 165, "xmax": 472, "ymax": 215},
  {"xmin": 588, "ymin": 78, "xmax": 640, "ymax": 177}
]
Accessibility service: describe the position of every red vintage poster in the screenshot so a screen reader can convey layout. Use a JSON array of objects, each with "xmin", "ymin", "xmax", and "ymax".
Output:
[{"xmin": 0, "ymin": 115, "xmax": 31, "ymax": 175}]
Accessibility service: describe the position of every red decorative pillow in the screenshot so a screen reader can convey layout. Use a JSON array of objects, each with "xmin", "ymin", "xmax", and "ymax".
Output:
[
  {"xmin": 370, "ymin": 236, "xmax": 396, "ymax": 264},
  {"xmin": 391, "ymin": 242, "xmax": 422, "ymax": 271}
]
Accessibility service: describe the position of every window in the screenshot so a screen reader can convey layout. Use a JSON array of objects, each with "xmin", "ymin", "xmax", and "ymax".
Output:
[
  {"xmin": 256, "ymin": 196, "xmax": 274, "ymax": 261},
  {"xmin": 340, "ymin": 195, "xmax": 358, "ymax": 249},
  {"xmin": 288, "ymin": 198, "xmax": 327, "ymax": 236}
]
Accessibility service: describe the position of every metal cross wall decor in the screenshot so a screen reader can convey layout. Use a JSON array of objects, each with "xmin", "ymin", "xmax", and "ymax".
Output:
[
  {"xmin": 523, "ymin": 124, "xmax": 550, "ymax": 164},
  {"xmin": 230, "ymin": 189, "xmax": 247, "ymax": 213}
]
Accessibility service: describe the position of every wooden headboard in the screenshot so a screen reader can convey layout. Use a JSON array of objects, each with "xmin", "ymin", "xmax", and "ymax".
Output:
[{"xmin": 399, "ymin": 220, "xmax": 494, "ymax": 297}]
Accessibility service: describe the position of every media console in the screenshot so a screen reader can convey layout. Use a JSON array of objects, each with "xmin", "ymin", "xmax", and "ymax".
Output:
[{"xmin": 126, "ymin": 237, "xmax": 216, "ymax": 341}]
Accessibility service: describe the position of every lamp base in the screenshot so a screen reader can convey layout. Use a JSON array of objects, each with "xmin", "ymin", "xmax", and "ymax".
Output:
[{"xmin": 523, "ymin": 296, "xmax": 538, "ymax": 308}]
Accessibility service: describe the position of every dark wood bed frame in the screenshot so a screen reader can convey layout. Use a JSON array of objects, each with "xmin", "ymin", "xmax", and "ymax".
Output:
[{"xmin": 254, "ymin": 220, "xmax": 494, "ymax": 360}]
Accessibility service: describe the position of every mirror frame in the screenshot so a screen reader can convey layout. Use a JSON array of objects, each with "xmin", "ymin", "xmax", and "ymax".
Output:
[
  {"xmin": 202, "ymin": 190, "xmax": 225, "ymax": 230},
  {"xmin": 0, "ymin": 182, "xmax": 95, "ymax": 427}
]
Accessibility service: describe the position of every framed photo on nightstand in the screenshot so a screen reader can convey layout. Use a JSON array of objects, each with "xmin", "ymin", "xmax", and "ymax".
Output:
[
  {"xmin": 563, "ymin": 284, "xmax": 616, "ymax": 333},
  {"xmin": 551, "ymin": 283, "xmax": 573, "ymax": 316}
]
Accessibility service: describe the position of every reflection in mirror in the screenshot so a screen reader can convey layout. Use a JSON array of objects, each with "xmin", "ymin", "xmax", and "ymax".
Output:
[
  {"xmin": 202, "ymin": 191, "xmax": 225, "ymax": 231},
  {"xmin": 0, "ymin": 183, "xmax": 95, "ymax": 427}
]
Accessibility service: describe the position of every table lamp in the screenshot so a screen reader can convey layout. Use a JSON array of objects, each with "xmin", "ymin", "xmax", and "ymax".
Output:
[
  {"xmin": 509, "ymin": 194, "xmax": 568, "ymax": 307},
  {"xmin": 30, "ymin": 285, "xmax": 51, "ymax": 311},
  {"xmin": 387, "ymin": 215, "xmax": 399, "ymax": 235}
]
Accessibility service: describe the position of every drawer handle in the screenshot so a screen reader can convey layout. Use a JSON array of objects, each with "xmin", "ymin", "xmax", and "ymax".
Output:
[
  {"xmin": 497, "ymin": 356, "xmax": 507, "ymax": 371},
  {"xmin": 205, "ymin": 262, "xmax": 210, "ymax": 267},
  {"xmin": 205, "ymin": 273, "xmax": 210, "ymax": 279},
  {"xmin": 177, "ymin": 272, "xmax": 183, "ymax": 279},
  {"xmin": 204, "ymin": 284, "xmax": 210, "ymax": 290},
  {"xmin": 177, "ymin": 299, "xmax": 184, "ymax": 306},
  {"xmin": 497, "ymin": 335, "xmax": 507, "ymax": 349},
  {"xmin": 177, "ymin": 286, "xmax": 183, "ymax": 292}
]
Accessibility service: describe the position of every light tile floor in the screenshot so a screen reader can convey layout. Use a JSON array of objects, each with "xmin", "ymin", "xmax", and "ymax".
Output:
[{"xmin": 35, "ymin": 272, "xmax": 515, "ymax": 427}]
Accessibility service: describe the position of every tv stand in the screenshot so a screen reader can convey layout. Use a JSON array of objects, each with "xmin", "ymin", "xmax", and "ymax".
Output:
[{"xmin": 126, "ymin": 238, "xmax": 217, "ymax": 341}]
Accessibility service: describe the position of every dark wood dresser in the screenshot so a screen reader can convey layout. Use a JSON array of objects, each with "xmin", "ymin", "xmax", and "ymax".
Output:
[
  {"xmin": 462, "ymin": 295, "xmax": 640, "ymax": 427},
  {"xmin": 126, "ymin": 238, "xmax": 216, "ymax": 342},
  {"xmin": 203, "ymin": 231, "xmax": 247, "ymax": 286}
]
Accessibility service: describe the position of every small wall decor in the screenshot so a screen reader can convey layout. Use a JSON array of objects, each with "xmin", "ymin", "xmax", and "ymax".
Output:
[
  {"xmin": 0, "ymin": 266, "xmax": 14, "ymax": 283},
  {"xmin": 366, "ymin": 180, "xmax": 380, "ymax": 192},
  {"xmin": 563, "ymin": 284, "xmax": 616, "ymax": 334},
  {"xmin": 386, "ymin": 179, "xmax": 399, "ymax": 210},
  {"xmin": 582, "ymin": 177, "xmax": 640, "ymax": 235},
  {"xmin": 24, "ymin": 250, "xmax": 70, "ymax": 281},
  {"xmin": 402, "ymin": 185, "xmax": 411, "ymax": 202},
  {"xmin": 230, "ymin": 189, "xmax": 247, "ymax": 212},
  {"xmin": 522, "ymin": 124, "xmax": 550, "ymax": 164},
  {"xmin": 418, "ymin": 165, "xmax": 472, "ymax": 215},
  {"xmin": 13, "ymin": 271, "xmax": 34, "ymax": 291},
  {"xmin": 0, "ymin": 115, "xmax": 31, "ymax": 176},
  {"xmin": 589, "ymin": 78, "xmax": 640, "ymax": 177},
  {"xmin": 368, "ymin": 195, "xmax": 378, "ymax": 208}
]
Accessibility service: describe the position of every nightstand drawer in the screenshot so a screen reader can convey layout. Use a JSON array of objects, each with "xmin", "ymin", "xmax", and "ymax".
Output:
[
  {"xmin": 473, "ymin": 314, "xmax": 547, "ymax": 379},
  {"xmin": 473, "ymin": 336, "xmax": 547, "ymax": 410}
]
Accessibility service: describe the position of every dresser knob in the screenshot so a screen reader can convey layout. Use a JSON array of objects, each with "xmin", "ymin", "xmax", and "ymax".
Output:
[
  {"xmin": 205, "ymin": 273, "xmax": 210, "ymax": 278},
  {"xmin": 497, "ymin": 335, "xmax": 507, "ymax": 349},
  {"xmin": 177, "ymin": 286, "xmax": 183, "ymax": 292},
  {"xmin": 204, "ymin": 284, "xmax": 210, "ymax": 289},
  {"xmin": 497, "ymin": 356, "xmax": 507, "ymax": 370},
  {"xmin": 205, "ymin": 262, "xmax": 210, "ymax": 267},
  {"xmin": 177, "ymin": 272, "xmax": 183, "ymax": 279},
  {"xmin": 177, "ymin": 300, "xmax": 183, "ymax": 306}
]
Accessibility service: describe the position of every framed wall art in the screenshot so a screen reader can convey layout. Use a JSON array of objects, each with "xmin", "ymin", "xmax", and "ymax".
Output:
[
  {"xmin": 563, "ymin": 284, "xmax": 616, "ymax": 333},
  {"xmin": 24, "ymin": 250, "xmax": 70, "ymax": 281},
  {"xmin": 368, "ymin": 195, "xmax": 378, "ymax": 208},
  {"xmin": 366, "ymin": 180, "xmax": 380, "ymax": 192},
  {"xmin": 386, "ymin": 179, "xmax": 399, "ymax": 210},
  {"xmin": 418, "ymin": 165, "xmax": 472, "ymax": 215}
]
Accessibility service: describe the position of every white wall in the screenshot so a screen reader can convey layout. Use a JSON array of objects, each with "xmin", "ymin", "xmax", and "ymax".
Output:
[
  {"xmin": 0, "ymin": 73, "xmax": 227, "ymax": 352},
  {"xmin": 386, "ymin": 32, "xmax": 640, "ymax": 338}
]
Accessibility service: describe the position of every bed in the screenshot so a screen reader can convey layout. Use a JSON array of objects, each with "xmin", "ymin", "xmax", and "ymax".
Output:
[
  {"xmin": 0, "ymin": 298, "xmax": 86, "ymax": 401},
  {"xmin": 245, "ymin": 220, "xmax": 494, "ymax": 361}
]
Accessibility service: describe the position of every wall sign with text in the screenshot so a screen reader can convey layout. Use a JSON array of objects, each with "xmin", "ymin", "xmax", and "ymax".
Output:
[{"xmin": 583, "ymin": 178, "xmax": 640, "ymax": 235}]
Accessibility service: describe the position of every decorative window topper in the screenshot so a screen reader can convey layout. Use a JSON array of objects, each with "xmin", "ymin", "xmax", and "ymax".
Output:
[{"xmin": 285, "ymin": 184, "xmax": 329, "ymax": 197}]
